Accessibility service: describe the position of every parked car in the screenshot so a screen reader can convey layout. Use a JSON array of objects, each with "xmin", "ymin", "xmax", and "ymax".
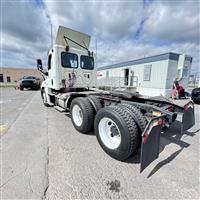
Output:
[
  {"xmin": 191, "ymin": 87, "xmax": 200, "ymax": 104},
  {"xmin": 18, "ymin": 76, "xmax": 41, "ymax": 90}
]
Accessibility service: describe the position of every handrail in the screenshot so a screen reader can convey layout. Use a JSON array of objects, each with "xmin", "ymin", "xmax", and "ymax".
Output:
[{"xmin": 97, "ymin": 76, "xmax": 138, "ymax": 89}]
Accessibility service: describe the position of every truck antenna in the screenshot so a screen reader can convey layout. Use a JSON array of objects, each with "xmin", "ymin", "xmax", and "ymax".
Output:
[
  {"xmin": 51, "ymin": 24, "xmax": 53, "ymax": 47},
  {"xmin": 96, "ymin": 38, "xmax": 97, "ymax": 66}
]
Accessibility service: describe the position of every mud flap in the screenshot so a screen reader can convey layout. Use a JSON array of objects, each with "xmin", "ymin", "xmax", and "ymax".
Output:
[
  {"xmin": 140, "ymin": 116, "xmax": 166, "ymax": 173},
  {"xmin": 182, "ymin": 102, "xmax": 195, "ymax": 132}
]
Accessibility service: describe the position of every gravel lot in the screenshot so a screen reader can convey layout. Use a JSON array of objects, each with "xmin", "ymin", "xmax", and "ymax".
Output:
[{"xmin": 1, "ymin": 88, "xmax": 199, "ymax": 199}]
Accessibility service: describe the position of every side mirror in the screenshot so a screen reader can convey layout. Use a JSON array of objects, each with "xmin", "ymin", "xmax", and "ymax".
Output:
[{"xmin": 37, "ymin": 59, "xmax": 43, "ymax": 70}]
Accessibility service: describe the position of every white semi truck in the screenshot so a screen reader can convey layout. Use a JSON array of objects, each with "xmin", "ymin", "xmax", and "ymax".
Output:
[{"xmin": 37, "ymin": 26, "xmax": 195, "ymax": 172}]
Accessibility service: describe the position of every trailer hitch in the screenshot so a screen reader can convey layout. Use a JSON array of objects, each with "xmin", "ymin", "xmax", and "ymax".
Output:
[{"xmin": 140, "ymin": 115, "xmax": 166, "ymax": 173}]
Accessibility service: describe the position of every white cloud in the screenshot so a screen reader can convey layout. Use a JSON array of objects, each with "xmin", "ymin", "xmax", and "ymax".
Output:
[
  {"xmin": 96, "ymin": 39, "xmax": 199, "ymax": 71},
  {"xmin": 43, "ymin": 1, "xmax": 143, "ymax": 40},
  {"xmin": 1, "ymin": 1, "xmax": 51, "ymax": 67},
  {"xmin": 142, "ymin": 1, "xmax": 200, "ymax": 43},
  {"xmin": 1, "ymin": 0, "xmax": 200, "ymax": 73}
]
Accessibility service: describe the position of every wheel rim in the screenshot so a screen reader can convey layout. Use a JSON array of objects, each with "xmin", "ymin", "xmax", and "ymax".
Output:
[
  {"xmin": 72, "ymin": 105, "xmax": 83, "ymax": 126},
  {"xmin": 98, "ymin": 117, "xmax": 121, "ymax": 149}
]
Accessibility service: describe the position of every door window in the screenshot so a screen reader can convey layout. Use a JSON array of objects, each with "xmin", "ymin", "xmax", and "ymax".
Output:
[
  {"xmin": 61, "ymin": 52, "xmax": 78, "ymax": 68},
  {"xmin": 48, "ymin": 54, "xmax": 52, "ymax": 70},
  {"xmin": 80, "ymin": 55, "xmax": 94, "ymax": 70},
  {"xmin": 143, "ymin": 65, "xmax": 151, "ymax": 81}
]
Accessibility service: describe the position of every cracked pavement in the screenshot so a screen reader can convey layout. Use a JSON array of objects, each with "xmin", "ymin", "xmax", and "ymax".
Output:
[
  {"xmin": 1, "ymin": 88, "xmax": 49, "ymax": 199},
  {"xmin": 0, "ymin": 88, "xmax": 200, "ymax": 199}
]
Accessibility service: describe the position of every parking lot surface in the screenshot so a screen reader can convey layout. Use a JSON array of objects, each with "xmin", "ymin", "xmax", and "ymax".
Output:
[{"xmin": 1, "ymin": 88, "xmax": 200, "ymax": 199}]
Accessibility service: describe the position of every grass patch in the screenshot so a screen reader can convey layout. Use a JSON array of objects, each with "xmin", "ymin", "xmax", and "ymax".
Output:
[{"xmin": 0, "ymin": 83, "xmax": 17, "ymax": 88}]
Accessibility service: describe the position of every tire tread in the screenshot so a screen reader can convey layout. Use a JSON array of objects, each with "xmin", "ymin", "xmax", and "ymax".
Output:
[
  {"xmin": 120, "ymin": 103, "xmax": 147, "ymax": 133},
  {"xmin": 111, "ymin": 106, "xmax": 139, "ymax": 158}
]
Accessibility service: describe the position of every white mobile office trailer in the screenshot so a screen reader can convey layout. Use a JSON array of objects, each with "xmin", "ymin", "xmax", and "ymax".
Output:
[{"xmin": 97, "ymin": 53, "xmax": 192, "ymax": 97}]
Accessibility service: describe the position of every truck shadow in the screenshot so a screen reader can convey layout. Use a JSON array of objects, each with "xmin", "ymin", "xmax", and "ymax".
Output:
[
  {"xmin": 146, "ymin": 121, "xmax": 199, "ymax": 178},
  {"xmin": 65, "ymin": 111, "xmax": 199, "ymax": 176},
  {"xmin": 126, "ymin": 120, "xmax": 199, "ymax": 177},
  {"xmin": 147, "ymin": 147, "xmax": 184, "ymax": 178}
]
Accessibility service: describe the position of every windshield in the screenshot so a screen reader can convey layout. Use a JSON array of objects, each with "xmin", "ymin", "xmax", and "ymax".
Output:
[
  {"xmin": 80, "ymin": 55, "xmax": 94, "ymax": 70},
  {"xmin": 61, "ymin": 52, "xmax": 78, "ymax": 68},
  {"xmin": 23, "ymin": 76, "xmax": 36, "ymax": 79}
]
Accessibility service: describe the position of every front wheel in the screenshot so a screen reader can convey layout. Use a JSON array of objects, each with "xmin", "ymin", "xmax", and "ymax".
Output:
[{"xmin": 94, "ymin": 106, "xmax": 139, "ymax": 161}]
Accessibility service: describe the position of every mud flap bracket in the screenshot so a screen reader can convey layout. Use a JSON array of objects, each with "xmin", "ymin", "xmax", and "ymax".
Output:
[
  {"xmin": 140, "ymin": 115, "xmax": 166, "ymax": 173},
  {"xmin": 181, "ymin": 102, "xmax": 195, "ymax": 132}
]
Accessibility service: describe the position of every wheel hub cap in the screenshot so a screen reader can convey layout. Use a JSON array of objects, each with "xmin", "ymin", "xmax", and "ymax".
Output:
[
  {"xmin": 98, "ymin": 117, "xmax": 121, "ymax": 149},
  {"xmin": 72, "ymin": 105, "xmax": 83, "ymax": 126}
]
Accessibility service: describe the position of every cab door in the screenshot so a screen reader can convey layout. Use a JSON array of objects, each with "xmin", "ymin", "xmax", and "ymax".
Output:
[{"xmin": 46, "ymin": 53, "xmax": 54, "ymax": 88}]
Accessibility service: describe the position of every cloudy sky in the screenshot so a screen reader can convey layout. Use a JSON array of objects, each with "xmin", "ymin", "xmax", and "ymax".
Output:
[{"xmin": 1, "ymin": 0, "xmax": 200, "ymax": 72}]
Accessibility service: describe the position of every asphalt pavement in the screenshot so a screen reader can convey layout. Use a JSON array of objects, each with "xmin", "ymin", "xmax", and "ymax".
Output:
[{"xmin": 0, "ymin": 88, "xmax": 199, "ymax": 199}]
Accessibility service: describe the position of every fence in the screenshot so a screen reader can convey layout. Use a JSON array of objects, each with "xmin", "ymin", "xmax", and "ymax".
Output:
[{"xmin": 97, "ymin": 76, "xmax": 138, "ymax": 90}]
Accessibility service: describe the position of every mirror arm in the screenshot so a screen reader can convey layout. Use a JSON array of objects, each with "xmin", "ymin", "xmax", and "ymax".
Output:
[{"xmin": 38, "ymin": 68, "xmax": 48, "ymax": 79}]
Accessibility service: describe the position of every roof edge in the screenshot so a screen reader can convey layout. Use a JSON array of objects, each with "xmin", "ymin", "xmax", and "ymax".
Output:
[{"xmin": 99, "ymin": 52, "xmax": 180, "ymax": 70}]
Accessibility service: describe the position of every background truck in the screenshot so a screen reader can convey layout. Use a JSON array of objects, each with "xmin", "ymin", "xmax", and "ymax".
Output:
[
  {"xmin": 37, "ymin": 26, "xmax": 195, "ymax": 172},
  {"xmin": 18, "ymin": 76, "xmax": 41, "ymax": 90}
]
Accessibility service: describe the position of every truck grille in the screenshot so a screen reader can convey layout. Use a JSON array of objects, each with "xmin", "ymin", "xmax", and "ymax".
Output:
[{"xmin": 22, "ymin": 80, "xmax": 33, "ymax": 84}]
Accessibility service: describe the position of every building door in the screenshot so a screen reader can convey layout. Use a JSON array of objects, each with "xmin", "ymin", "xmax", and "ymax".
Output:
[
  {"xmin": 124, "ymin": 69, "xmax": 129, "ymax": 86},
  {"xmin": 0, "ymin": 74, "xmax": 4, "ymax": 83},
  {"xmin": 7, "ymin": 76, "xmax": 11, "ymax": 83},
  {"xmin": 130, "ymin": 70, "xmax": 134, "ymax": 86}
]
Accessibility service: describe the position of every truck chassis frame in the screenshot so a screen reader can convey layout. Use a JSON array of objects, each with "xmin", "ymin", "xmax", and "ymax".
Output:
[{"xmin": 41, "ymin": 88, "xmax": 195, "ymax": 172}]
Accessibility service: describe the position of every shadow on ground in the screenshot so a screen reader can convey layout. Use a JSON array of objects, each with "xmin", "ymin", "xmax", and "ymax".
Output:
[
  {"xmin": 65, "ymin": 111, "xmax": 199, "ymax": 177},
  {"xmin": 146, "ymin": 120, "xmax": 199, "ymax": 178}
]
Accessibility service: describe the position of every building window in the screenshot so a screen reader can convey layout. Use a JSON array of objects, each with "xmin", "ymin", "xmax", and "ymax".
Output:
[
  {"xmin": 0, "ymin": 74, "xmax": 4, "ymax": 83},
  {"xmin": 7, "ymin": 76, "xmax": 11, "ymax": 82},
  {"xmin": 177, "ymin": 69, "xmax": 181, "ymax": 79},
  {"xmin": 143, "ymin": 65, "xmax": 152, "ymax": 81},
  {"xmin": 182, "ymin": 68, "xmax": 188, "ymax": 78}
]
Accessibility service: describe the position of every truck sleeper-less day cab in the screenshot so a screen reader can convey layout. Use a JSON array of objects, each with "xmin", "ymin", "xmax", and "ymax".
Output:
[{"xmin": 37, "ymin": 26, "xmax": 195, "ymax": 172}]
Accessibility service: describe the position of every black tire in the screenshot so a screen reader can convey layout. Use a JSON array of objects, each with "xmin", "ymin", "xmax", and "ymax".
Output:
[
  {"xmin": 20, "ymin": 86, "xmax": 24, "ymax": 91},
  {"xmin": 41, "ymin": 90, "xmax": 50, "ymax": 107},
  {"xmin": 193, "ymin": 99, "xmax": 200, "ymax": 104},
  {"xmin": 119, "ymin": 104, "xmax": 147, "ymax": 133},
  {"xmin": 94, "ymin": 106, "xmax": 139, "ymax": 161},
  {"xmin": 70, "ymin": 97, "xmax": 95, "ymax": 134},
  {"xmin": 87, "ymin": 96, "xmax": 102, "ymax": 114}
]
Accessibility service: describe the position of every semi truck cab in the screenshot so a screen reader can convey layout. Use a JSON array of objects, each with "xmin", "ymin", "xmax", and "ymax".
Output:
[{"xmin": 37, "ymin": 26, "xmax": 96, "ymax": 92}]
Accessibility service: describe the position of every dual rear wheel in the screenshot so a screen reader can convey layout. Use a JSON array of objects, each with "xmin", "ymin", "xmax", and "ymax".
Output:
[{"xmin": 70, "ymin": 97, "xmax": 146, "ymax": 161}]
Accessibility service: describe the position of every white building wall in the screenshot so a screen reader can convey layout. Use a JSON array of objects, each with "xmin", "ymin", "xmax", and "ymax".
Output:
[
  {"xmin": 136, "ymin": 60, "xmax": 170, "ymax": 97},
  {"xmin": 97, "ymin": 54, "xmax": 192, "ymax": 97},
  {"xmin": 98, "ymin": 60, "xmax": 170, "ymax": 97}
]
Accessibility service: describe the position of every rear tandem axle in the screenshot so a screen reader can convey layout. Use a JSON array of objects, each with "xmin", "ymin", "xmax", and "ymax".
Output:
[{"xmin": 41, "ymin": 89, "xmax": 195, "ymax": 172}]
